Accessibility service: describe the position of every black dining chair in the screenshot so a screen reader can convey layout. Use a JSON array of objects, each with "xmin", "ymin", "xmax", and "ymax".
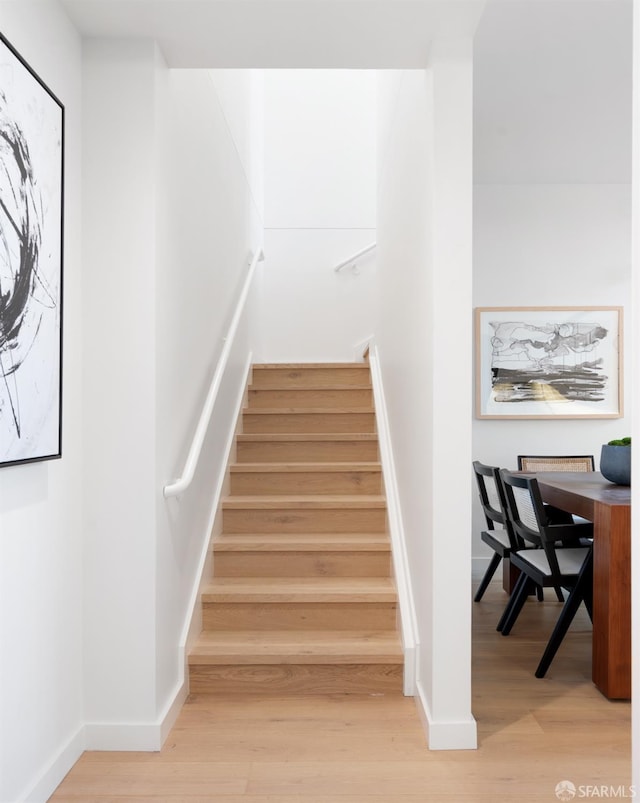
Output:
[
  {"xmin": 497, "ymin": 470, "xmax": 594, "ymax": 678},
  {"xmin": 472, "ymin": 461, "xmax": 545, "ymax": 604},
  {"xmin": 517, "ymin": 455, "xmax": 595, "ymax": 473},
  {"xmin": 472, "ymin": 461, "xmax": 518, "ymax": 602},
  {"xmin": 517, "ymin": 454, "xmax": 595, "ymax": 528}
]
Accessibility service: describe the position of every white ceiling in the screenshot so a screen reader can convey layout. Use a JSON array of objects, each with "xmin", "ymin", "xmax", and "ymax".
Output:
[
  {"xmin": 60, "ymin": 0, "xmax": 633, "ymax": 183},
  {"xmin": 60, "ymin": 0, "xmax": 487, "ymax": 68},
  {"xmin": 474, "ymin": 0, "xmax": 632, "ymax": 183}
]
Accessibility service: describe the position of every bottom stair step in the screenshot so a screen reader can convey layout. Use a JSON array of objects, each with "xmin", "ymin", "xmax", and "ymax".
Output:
[
  {"xmin": 189, "ymin": 663, "xmax": 404, "ymax": 695},
  {"xmin": 188, "ymin": 631, "xmax": 404, "ymax": 694}
]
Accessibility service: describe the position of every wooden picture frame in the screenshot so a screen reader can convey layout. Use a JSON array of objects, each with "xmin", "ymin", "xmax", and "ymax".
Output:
[{"xmin": 475, "ymin": 306, "xmax": 623, "ymax": 419}]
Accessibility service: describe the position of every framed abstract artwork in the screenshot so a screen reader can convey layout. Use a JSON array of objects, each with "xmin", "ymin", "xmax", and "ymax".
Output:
[
  {"xmin": 475, "ymin": 307, "xmax": 623, "ymax": 419},
  {"xmin": 0, "ymin": 33, "xmax": 64, "ymax": 467}
]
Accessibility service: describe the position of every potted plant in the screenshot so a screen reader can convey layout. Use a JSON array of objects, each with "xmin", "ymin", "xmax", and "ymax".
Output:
[{"xmin": 600, "ymin": 437, "xmax": 631, "ymax": 485}]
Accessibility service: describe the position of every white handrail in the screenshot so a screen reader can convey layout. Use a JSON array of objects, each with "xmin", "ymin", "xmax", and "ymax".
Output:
[
  {"xmin": 334, "ymin": 242, "xmax": 376, "ymax": 272},
  {"xmin": 163, "ymin": 248, "xmax": 265, "ymax": 498}
]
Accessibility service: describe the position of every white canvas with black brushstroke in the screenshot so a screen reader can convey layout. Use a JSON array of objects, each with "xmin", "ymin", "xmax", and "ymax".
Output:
[
  {"xmin": 476, "ymin": 307, "xmax": 622, "ymax": 419},
  {"xmin": 0, "ymin": 35, "xmax": 63, "ymax": 466}
]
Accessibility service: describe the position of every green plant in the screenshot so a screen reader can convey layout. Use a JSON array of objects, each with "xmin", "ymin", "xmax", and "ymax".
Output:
[{"xmin": 607, "ymin": 437, "xmax": 631, "ymax": 446}]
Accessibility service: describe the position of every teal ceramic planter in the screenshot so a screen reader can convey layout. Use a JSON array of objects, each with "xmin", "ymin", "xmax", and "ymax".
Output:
[{"xmin": 600, "ymin": 444, "xmax": 631, "ymax": 486}]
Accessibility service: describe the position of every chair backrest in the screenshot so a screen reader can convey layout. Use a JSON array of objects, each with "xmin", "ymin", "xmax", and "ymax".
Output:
[
  {"xmin": 500, "ymin": 470, "xmax": 584, "ymax": 582},
  {"xmin": 472, "ymin": 461, "xmax": 518, "ymax": 548},
  {"xmin": 517, "ymin": 455, "xmax": 595, "ymax": 473}
]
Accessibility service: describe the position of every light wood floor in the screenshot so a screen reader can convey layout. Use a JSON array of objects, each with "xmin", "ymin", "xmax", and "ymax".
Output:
[{"xmin": 51, "ymin": 574, "xmax": 631, "ymax": 802}]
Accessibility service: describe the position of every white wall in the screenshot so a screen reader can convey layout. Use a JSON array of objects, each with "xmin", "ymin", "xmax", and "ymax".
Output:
[
  {"xmin": 82, "ymin": 38, "xmax": 161, "ymax": 738},
  {"xmin": 0, "ymin": 3, "xmax": 84, "ymax": 801},
  {"xmin": 473, "ymin": 1, "xmax": 631, "ymax": 187},
  {"xmin": 210, "ymin": 69, "xmax": 264, "ymax": 223},
  {"xmin": 154, "ymin": 68, "xmax": 263, "ymax": 718},
  {"xmin": 261, "ymin": 70, "xmax": 376, "ymax": 362},
  {"xmin": 83, "ymin": 46, "xmax": 264, "ymax": 749},
  {"xmin": 472, "ymin": 183, "xmax": 631, "ymax": 466},
  {"xmin": 376, "ymin": 44, "xmax": 476, "ymax": 750}
]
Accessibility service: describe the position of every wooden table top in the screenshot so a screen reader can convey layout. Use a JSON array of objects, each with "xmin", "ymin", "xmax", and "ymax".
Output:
[{"xmin": 532, "ymin": 471, "xmax": 630, "ymax": 509}]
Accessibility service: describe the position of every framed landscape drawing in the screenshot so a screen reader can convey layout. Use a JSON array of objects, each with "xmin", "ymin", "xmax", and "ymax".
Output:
[
  {"xmin": 475, "ymin": 307, "xmax": 622, "ymax": 419},
  {"xmin": 0, "ymin": 34, "xmax": 64, "ymax": 467}
]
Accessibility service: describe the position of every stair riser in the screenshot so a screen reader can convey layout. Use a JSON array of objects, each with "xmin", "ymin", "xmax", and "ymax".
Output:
[
  {"xmin": 189, "ymin": 663, "xmax": 403, "ymax": 694},
  {"xmin": 213, "ymin": 551, "xmax": 391, "ymax": 578},
  {"xmin": 251, "ymin": 366, "xmax": 371, "ymax": 389},
  {"xmin": 230, "ymin": 470, "xmax": 382, "ymax": 496},
  {"xmin": 202, "ymin": 601, "xmax": 397, "ymax": 631},
  {"xmin": 242, "ymin": 412, "xmax": 375, "ymax": 434},
  {"xmin": 223, "ymin": 508, "xmax": 387, "ymax": 534},
  {"xmin": 236, "ymin": 440, "xmax": 379, "ymax": 463},
  {"xmin": 248, "ymin": 388, "xmax": 373, "ymax": 409}
]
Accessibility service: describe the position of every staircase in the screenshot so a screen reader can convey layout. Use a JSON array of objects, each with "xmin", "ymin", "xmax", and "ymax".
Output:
[{"xmin": 188, "ymin": 361, "xmax": 404, "ymax": 694}]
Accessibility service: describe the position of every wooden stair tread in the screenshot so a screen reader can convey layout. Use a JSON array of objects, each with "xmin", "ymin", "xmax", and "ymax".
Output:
[
  {"xmin": 229, "ymin": 462, "xmax": 381, "ymax": 473},
  {"xmin": 235, "ymin": 433, "xmax": 380, "ymax": 462},
  {"xmin": 247, "ymin": 389, "xmax": 373, "ymax": 410},
  {"xmin": 253, "ymin": 362, "xmax": 369, "ymax": 369},
  {"xmin": 213, "ymin": 533, "xmax": 390, "ymax": 551},
  {"xmin": 244, "ymin": 407, "xmax": 374, "ymax": 414},
  {"xmin": 201, "ymin": 576, "xmax": 396, "ymax": 602},
  {"xmin": 249, "ymin": 384, "xmax": 372, "ymax": 391},
  {"xmin": 189, "ymin": 630, "xmax": 403, "ymax": 664},
  {"xmin": 237, "ymin": 433, "xmax": 378, "ymax": 442},
  {"xmin": 222, "ymin": 495, "xmax": 386, "ymax": 509}
]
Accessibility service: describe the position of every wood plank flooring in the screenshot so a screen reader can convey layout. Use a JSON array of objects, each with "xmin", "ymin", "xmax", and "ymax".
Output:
[{"xmin": 50, "ymin": 573, "xmax": 631, "ymax": 801}]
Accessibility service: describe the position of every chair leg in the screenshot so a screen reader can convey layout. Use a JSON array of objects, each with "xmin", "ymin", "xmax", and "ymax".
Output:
[
  {"xmin": 554, "ymin": 586, "xmax": 565, "ymax": 602},
  {"xmin": 536, "ymin": 585, "xmax": 544, "ymax": 601},
  {"xmin": 535, "ymin": 556, "xmax": 593, "ymax": 678},
  {"xmin": 499, "ymin": 573, "xmax": 534, "ymax": 635},
  {"xmin": 474, "ymin": 553, "xmax": 502, "ymax": 602},
  {"xmin": 497, "ymin": 571, "xmax": 527, "ymax": 632},
  {"xmin": 535, "ymin": 586, "xmax": 585, "ymax": 678}
]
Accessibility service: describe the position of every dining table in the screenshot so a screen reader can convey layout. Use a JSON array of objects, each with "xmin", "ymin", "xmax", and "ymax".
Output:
[{"xmin": 518, "ymin": 471, "xmax": 631, "ymax": 700}]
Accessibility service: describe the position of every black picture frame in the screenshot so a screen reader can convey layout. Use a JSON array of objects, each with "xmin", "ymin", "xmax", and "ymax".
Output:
[{"xmin": 0, "ymin": 32, "xmax": 64, "ymax": 468}]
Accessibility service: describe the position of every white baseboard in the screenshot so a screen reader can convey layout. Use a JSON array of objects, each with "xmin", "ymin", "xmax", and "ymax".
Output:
[
  {"xmin": 403, "ymin": 643, "xmax": 417, "ymax": 696},
  {"xmin": 160, "ymin": 678, "xmax": 188, "ymax": 746},
  {"xmin": 20, "ymin": 725, "xmax": 85, "ymax": 803},
  {"xmin": 83, "ymin": 676, "xmax": 188, "ymax": 755},
  {"xmin": 84, "ymin": 721, "xmax": 162, "ymax": 752},
  {"xmin": 415, "ymin": 680, "xmax": 478, "ymax": 750},
  {"xmin": 368, "ymin": 343, "xmax": 419, "ymax": 696}
]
